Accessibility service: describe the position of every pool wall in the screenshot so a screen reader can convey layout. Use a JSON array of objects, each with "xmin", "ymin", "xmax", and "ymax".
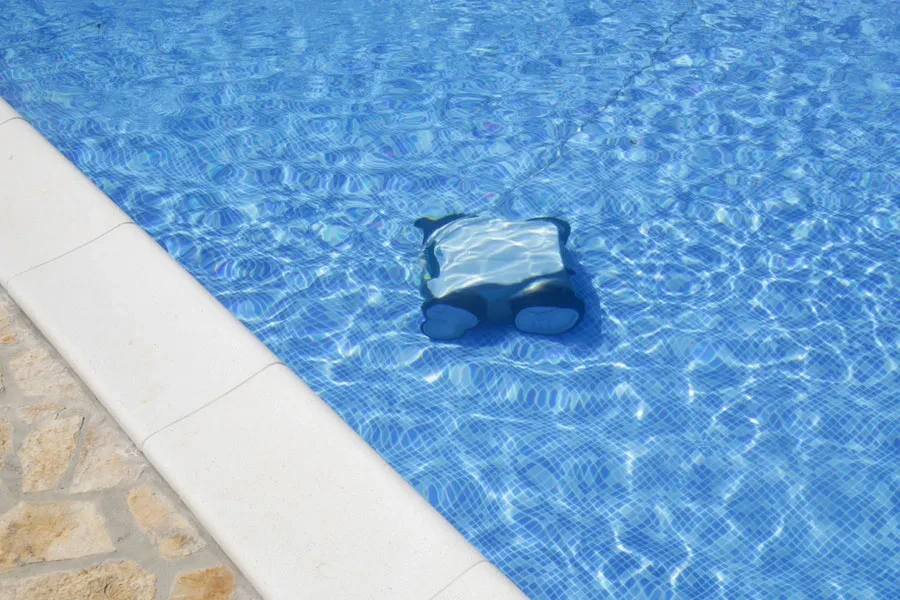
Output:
[{"xmin": 0, "ymin": 96, "xmax": 526, "ymax": 600}]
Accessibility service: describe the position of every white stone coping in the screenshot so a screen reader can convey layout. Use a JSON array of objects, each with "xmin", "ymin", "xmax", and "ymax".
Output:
[{"xmin": 0, "ymin": 96, "xmax": 527, "ymax": 600}]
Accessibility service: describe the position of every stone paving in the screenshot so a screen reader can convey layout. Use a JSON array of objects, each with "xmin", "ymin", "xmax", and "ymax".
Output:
[{"xmin": 0, "ymin": 288, "xmax": 261, "ymax": 600}]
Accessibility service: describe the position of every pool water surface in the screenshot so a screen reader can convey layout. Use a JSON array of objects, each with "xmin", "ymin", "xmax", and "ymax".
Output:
[{"xmin": 1, "ymin": 0, "xmax": 898, "ymax": 597}]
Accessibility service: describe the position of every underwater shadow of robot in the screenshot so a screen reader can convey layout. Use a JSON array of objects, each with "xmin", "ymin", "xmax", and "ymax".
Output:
[{"xmin": 414, "ymin": 214, "xmax": 604, "ymax": 345}]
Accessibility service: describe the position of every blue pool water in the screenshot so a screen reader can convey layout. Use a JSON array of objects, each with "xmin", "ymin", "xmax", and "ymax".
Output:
[{"xmin": 2, "ymin": 0, "xmax": 899, "ymax": 597}]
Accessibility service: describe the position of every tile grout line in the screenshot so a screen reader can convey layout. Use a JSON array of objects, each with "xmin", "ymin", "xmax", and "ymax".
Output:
[
  {"xmin": 425, "ymin": 559, "xmax": 488, "ymax": 600},
  {"xmin": 0, "ymin": 115, "xmax": 25, "ymax": 128},
  {"xmin": 6, "ymin": 221, "xmax": 135, "ymax": 289},
  {"xmin": 139, "ymin": 361, "xmax": 284, "ymax": 451}
]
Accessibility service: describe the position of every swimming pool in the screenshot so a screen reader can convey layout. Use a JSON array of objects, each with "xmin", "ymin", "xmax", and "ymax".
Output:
[{"xmin": 2, "ymin": 0, "xmax": 898, "ymax": 597}]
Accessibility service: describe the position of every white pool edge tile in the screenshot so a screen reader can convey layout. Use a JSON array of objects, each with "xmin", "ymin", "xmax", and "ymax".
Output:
[
  {"xmin": 144, "ymin": 364, "xmax": 512, "ymax": 600},
  {"xmin": 7, "ymin": 224, "xmax": 283, "ymax": 445},
  {"xmin": 0, "ymin": 117, "xmax": 134, "ymax": 285},
  {"xmin": 0, "ymin": 96, "xmax": 527, "ymax": 598}
]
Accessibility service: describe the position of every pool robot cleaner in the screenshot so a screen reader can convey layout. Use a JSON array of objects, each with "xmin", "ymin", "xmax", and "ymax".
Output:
[{"xmin": 415, "ymin": 215, "xmax": 586, "ymax": 340}]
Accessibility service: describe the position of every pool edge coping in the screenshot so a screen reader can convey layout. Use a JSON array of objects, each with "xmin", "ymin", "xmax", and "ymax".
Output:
[{"xmin": 0, "ymin": 97, "xmax": 527, "ymax": 600}]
